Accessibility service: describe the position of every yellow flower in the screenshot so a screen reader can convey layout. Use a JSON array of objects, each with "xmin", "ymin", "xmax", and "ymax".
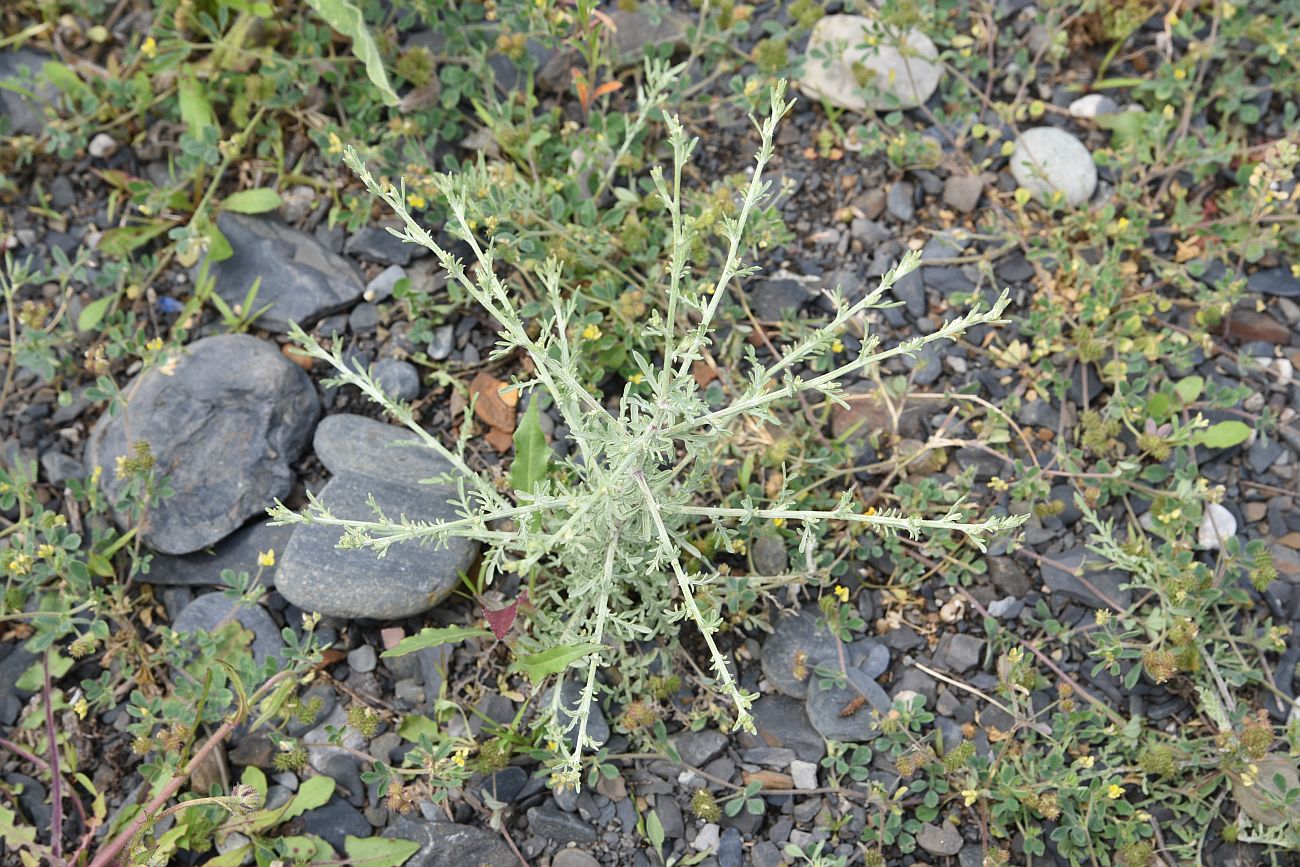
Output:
[
  {"xmin": 258, "ymin": 550, "xmax": 276, "ymax": 568},
  {"xmin": 581, "ymin": 323, "xmax": 602, "ymax": 341},
  {"xmin": 833, "ymin": 585, "xmax": 849, "ymax": 603},
  {"xmin": 962, "ymin": 789, "xmax": 979, "ymax": 806},
  {"xmin": 1095, "ymin": 609, "xmax": 1111, "ymax": 627},
  {"xmin": 452, "ymin": 751, "xmax": 466, "ymax": 767},
  {"xmin": 628, "ymin": 372, "xmax": 644, "ymax": 385},
  {"xmin": 146, "ymin": 337, "xmax": 164, "ymax": 352},
  {"xmin": 1107, "ymin": 784, "xmax": 1125, "ymax": 799},
  {"xmin": 831, "ymin": 339, "xmax": 843, "ymax": 353},
  {"xmin": 326, "ymin": 132, "xmax": 344, "ymax": 156},
  {"xmin": 772, "ymin": 517, "xmax": 785, "ymax": 528},
  {"xmin": 73, "ymin": 698, "xmax": 89, "ymax": 719},
  {"xmin": 546, "ymin": 740, "xmax": 559, "ymax": 753},
  {"xmin": 141, "ymin": 36, "xmax": 157, "ymax": 58},
  {"xmin": 1173, "ymin": 67, "xmax": 1186, "ymax": 80},
  {"xmin": 37, "ymin": 544, "xmax": 56, "ymax": 559},
  {"xmin": 1075, "ymin": 755, "xmax": 1095, "ymax": 769},
  {"xmin": 406, "ymin": 191, "xmax": 426, "ymax": 209}
]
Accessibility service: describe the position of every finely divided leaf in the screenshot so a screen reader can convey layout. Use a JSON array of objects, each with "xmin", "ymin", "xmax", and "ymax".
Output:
[
  {"xmin": 381, "ymin": 625, "xmax": 491, "ymax": 658},
  {"xmin": 306, "ymin": 0, "xmax": 400, "ymax": 107},
  {"xmin": 513, "ymin": 642, "xmax": 605, "ymax": 684}
]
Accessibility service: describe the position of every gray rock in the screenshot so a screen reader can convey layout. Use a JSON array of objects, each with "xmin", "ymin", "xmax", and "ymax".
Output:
[
  {"xmin": 40, "ymin": 450, "xmax": 83, "ymax": 485},
  {"xmin": 942, "ymin": 175, "xmax": 983, "ymax": 213},
  {"xmin": 887, "ymin": 182, "xmax": 915, "ymax": 222},
  {"xmin": 427, "ymin": 324, "xmax": 454, "ymax": 361},
  {"xmin": 718, "ymin": 827, "xmax": 743, "ymax": 867},
  {"xmin": 934, "ymin": 633, "xmax": 984, "ymax": 673},
  {"xmin": 347, "ymin": 645, "xmax": 377, "ymax": 673},
  {"xmin": 86, "ymin": 335, "xmax": 319, "ymax": 555},
  {"xmin": 760, "ymin": 607, "xmax": 839, "ymax": 699},
  {"xmin": 372, "ymin": 358, "xmax": 421, "ymax": 402},
  {"xmin": 1039, "ymin": 547, "xmax": 1132, "ymax": 608},
  {"xmin": 171, "ymin": 592, "xmax": 282, "ymax": 667},
  {"xmin": 671, "ymin": 730, "xmax": 729, "ymax": 767},
  {"xmin": 349, "ymin": 302, "xmax": 380, "ymax": 334},
  {"xmin": 301, "ymin": 797, "xmax": 370, "ymax": 853},
  {"xmin": 607, "ymin": 4, "xmax": 691, "ymax": 66},
  {"xmin": 800, "ymin": 16, "xmax": 942, "ymax": 111},
  {"xmin": 917, "ymin": 821, "xmax": 963, "ymax": 856},
  {"xmin": 527, "ymin": 803, "xmax": 599, "ymax": 842},
  {"xmin": 848, "ymin": 638, "xmax": 890, "ymax": 679},
  {"xmin": 276, "ymin": 416, "xmax": 477, "ymax": 620},
  {"xmin": 552, "ymin": 851, "xmax": 601, "ymax": 867},
  {"xmin": 1010, "ymin": 127, "xmax": 1097, "ymax": 207},
  {"xmin": 806, "ymin": 668, "xmax": 892, "ymax": 742},
  {"xmin": 750, "ymin": 279, "xmax": 814, "ymax": 321},
  {"xmin": 346, "ymin": 226, "xmax": 414, "ymax": 265},
  {"xmin": 143, "ymin": 520, "xmax": 293, "ymax": 588},
  {"xmin": 0, "ymin": 49, "xmax": 58, "ymax": 136},
  {"xmin": 365, "ymin": 264, "xmax": 407, "ymax": 303},
  {"xmin": 751, "ymin": 534, "xmax": 789, "ymax": 576},
  {"xmin": 986, "ymin": 596, "xmax": 1023, "ymax": 619},
  {"xmin": 480, "ymin": 766, "xmax": 528, "ymax": 803},
  {"xmin": 750, "ymin": 694, "xmax": 825, "ymax": 761},
  {"xmin": 654, "ymin": 796, "xmax": 685, "ymax": 839},
  {"xmin": 752, "ymin": 840, "xmax": 785, "ymax": 867},
  {"xmin": 1248, "ymin": 267, "xmax": 1300, "ymax": 298},
  {"xmin": 204, "ymin": 213, "xmax": 365, "ymax": 332},
  {"xmin": 893, "ymin": 269, "xmax": 927, "ymax": 317},
  {"xmin": 906, "ymin": 342, "xmax": 942, "ymax": 386}
]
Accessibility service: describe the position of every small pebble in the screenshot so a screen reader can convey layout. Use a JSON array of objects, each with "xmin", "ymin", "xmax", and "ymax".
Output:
[{"xmin": 347, "ymin": 645, "xmax": 377, "ymax": 674}]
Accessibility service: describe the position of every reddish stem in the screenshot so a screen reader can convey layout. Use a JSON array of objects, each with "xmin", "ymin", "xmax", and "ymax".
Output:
[{"xmin": 43, "ymin": 651, "xmax": 65, "ymax": 864}]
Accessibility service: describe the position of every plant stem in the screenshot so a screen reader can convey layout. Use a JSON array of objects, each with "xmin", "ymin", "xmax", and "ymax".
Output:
[{"xmin": 44, "ymin": 651, "xmax": 64, "ymax": 864}]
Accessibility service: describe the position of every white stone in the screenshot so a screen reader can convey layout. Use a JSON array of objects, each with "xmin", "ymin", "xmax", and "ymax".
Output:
[
  {"xmin": 1198, "ymin": 503, "xmax": 1237, "ymax": 551},
  {"xmin": 800, "ymin": 15, "xmax": 942, "ymax": 112},
  {"xmin": 791, "ymin": 759, "xmax": 819, "ymax": 790},
  {"xmin": 1068, "ymin": 94, "xmax": 1119, "ymax": 118},
  {"xmin": 1010, "ymin": 127, "xmax": 1098, "ymax": 207},
  {"xmin": 88, "ymin": 132, "xmax": 118, "ymax": 159},
  {"xmin": 692, "ymin": 823, "xmax": 720, "ymax": 853}
]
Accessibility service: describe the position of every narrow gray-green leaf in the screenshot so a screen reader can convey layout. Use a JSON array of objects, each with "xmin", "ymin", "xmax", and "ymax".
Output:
[
  {"xmin": 306, "ymin": 0, "xmax": 400, "ymax": 107},
  {"xmin": 513, "ymin": 642, "xmax": 605, "ymax": 685},
  {"xmin": 381, "ymin": 625, "xmax": 491, "ymax": 658}
]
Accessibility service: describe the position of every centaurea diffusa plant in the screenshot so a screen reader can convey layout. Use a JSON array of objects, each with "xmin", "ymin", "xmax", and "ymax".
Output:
[{"xmin": 271, "ymin": 64, "xmax": 1025, "ymax": 788}]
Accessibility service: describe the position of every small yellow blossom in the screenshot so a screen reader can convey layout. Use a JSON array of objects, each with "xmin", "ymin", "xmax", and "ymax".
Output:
[
  {"xmin": 581, "ymin": 323, "xmax": 602, "ymax": 341},
  {"xmin": 37, "ymin": 544, "xmax": 56, "ymax": 559},
  {"xmin": 326, "ymin": 132, "xmax": 344, "ymax": 156},
  {"xmin": 258, "ymin": 549, "xmax": 276, "ymax": 568},
  {"xmin": 831, "ymin": 339, "xmax": 844, "ymax": 353},
  {"xmin": 1162, "ymin": 104, "xmax": 1176, "ymax": 121},
  {"xmin": 1173, "ymin": 67, "xmax": 1187, "ymax": 80},
  {"xmin": 628, "ymin": 372, "xmax": 644, "ymax": 385},
  {"xmin": 834, "ymin": 585, "xmax": 849, "ymax": 603},
  {"xmin": 451, "ymin": 751, "xmax": 467, "ymax": 767},
  {"xmin": 73, "ymin": 697, "xmax": 89, "ymax": 719},
  {"xmin": 141, "ymin": 36, "xmax": 157, "ymax": 58},
  {"xmin": 772, "ymin": 517, "xmax": 785, "ymax": 528},
  {"xmin": 1095, "ymin": 609, "xmax": 1111, "ymax": 627},
  {"xmin": 7, "ymin": 554, "xmax": 33, "ymax": 576},
  {"xmin": 406, "ymin": 191, "xmax": 427, "ymax": 209},
  {"xmin": 962, "ymin": 789, "xmax": 979, "ymax": 806},
  {"xmin": 1076, "ymin": 755, "xmax": 1095, "ymax": 769},
  {"xmin": 546, "ymin": 740, "xmax": 559, "ymax": 753},
  {"xmin": 1107, "ymin": 784, "xmax": 1125, "ymax": 799},
  {"xmin": 146, "ymin": 337, "xmax": 164, "ymax": 352}
]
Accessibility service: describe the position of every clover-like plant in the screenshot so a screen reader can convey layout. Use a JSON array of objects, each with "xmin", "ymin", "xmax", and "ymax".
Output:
[{"xmin": 272, "ymin": 63, "xmax": 1025, "ymax": 786}]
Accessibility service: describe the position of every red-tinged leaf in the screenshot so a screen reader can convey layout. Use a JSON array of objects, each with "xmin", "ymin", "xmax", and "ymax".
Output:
[
  {"xmin": 483, "ymin": 590, "xmax": 528, "ymax": 640},
  {"xmin": 591, "ymin": 80, "xmax": 622, "ymax": 100}
]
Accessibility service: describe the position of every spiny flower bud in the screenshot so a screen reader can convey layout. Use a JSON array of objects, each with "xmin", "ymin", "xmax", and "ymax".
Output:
[{"xmin": 230, "ymin": 783, "xmax": 262, "ymax": 814}]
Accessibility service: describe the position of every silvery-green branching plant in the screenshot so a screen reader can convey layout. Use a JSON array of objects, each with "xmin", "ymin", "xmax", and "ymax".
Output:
[{"xmin": 271, "ymin": 63, "xmax": 1025, "ymax": 788}]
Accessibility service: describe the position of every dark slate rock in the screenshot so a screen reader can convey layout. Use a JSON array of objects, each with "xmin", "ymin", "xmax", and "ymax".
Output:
[
  {"xmin": 751, "ymin": 534, "xmax": 789, "ymax": 576},
  {"xmin": 546, "ymin": 679, "xmax": 611, "ymax": 749},
  {"xmin": 372, "ymin": 359, "xmax": 421, "ymax": 402},
  {"xmin": 1248, "ymin": 267, "xmax": 1300, "ymax": 298},
  {"xmin": 480, "ymin": 766, "xmax": 529, "ymax": 803},
  {"xmin": 933, "ymin": 633, "xmax": 984, "ymax": 673},
  {"xmin": 301, "ymin": 797, "xmax": 370, "ymax": 853},
  {"xmin": 143, "ymin": 520, "xmax": 292, "ymax": 588},
  {"xmin": 848, "ymin": 639, "xmax": 890, "ymax": 679},
  {"xmin": 893, "ymin": 269, "xmax": 927, "ymax": 317},
  {"xmin": 607, "ymin": 4, "xmax": 691, "ymax": 67},
  {"xmin": 40, "ymin": 450, "xmax": 84, "ymax": 485},
  {"xmin": 204, "ymin": 213, "xmax": 365, "ymax": 332},
  {"xmin": 1039, "ymin": 547, "xmax": 1132, "ymax": 609},
  {"xmin": 886, "ymin": 181, "xmax": 915, "ymax": 222},
  {"xmin": 0, "ymin": 49, "xmax": 58, "ymax": 136},
  {"xmin": 806, "ymin": 668, "xmax": 892, "ymax": 742},
  {"xmin": 942, "ymin": 175, "xmax": 983, "ymax": 213},
  {"xmin": 750, "ymin": 695, "xmax": 825, "ymax": 762},
  {"xmin": 346, "ymin": 226, "xmax": 414, "ymax": 265},
  {"xmin": 718, "ymin": 827, "xmax": 743, "ymax": 867},
  {"xmin": 906, "ymin": 343, "xmax": 943, "ymax": 386},
  {"xmin": 276, "ymin": 414, "xmax": 477, "ymax": 620},
  {"xmin": 760, "ymin": 607, "xmax": 839, "ymax": 699},
  {"xmin": 349, "ymin": 302, "xmax": 380, "ymax": 334},
  {"xmin": 4, "ymin": 773, "xmax": 49, "ymax": 831},
  {"xmin": 526, "ymin": 803, "xmax": 599, "ymax": 843},
  {"xmin": 749, "ymin": 279, "xmax": 814, "ymax": 321},
  {"xmin": 86, "ymin": 334, "xmax": 319, "ymax": 555},
  {"xmin": 171, "ymin": 592, "xmax": 282, "ymax": 666},
  {"xmin": 670, "ymin": 730, "xmax": 729, "ymax": 767},
  {"xmin": 994, "ymin": 252, "xmax": 1034, "ymax": 283},
  {"xmin": 918, "ymin": 821, "xmax": 963, "ymax": 857}
]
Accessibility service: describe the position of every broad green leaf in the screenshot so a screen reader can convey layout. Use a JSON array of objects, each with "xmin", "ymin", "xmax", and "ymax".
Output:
[
  {"xmin": 16, "ymin": 651, "xmax": 71, "ymax": 692},
  {"xmin": 41, "ymin": 62, "xmax": 90, "ymax": 98},
  {"xmin": 221, "ymin": 188, "xmax": 282, "ymax": 214},
  {"xmin": 510, "ymin": 400, "xmax": 551, "ymax": 493},
  {"xmin": 344, "ymin": 835, "xmax": 421, "ymax": 866},
  {"xmin": 277, "ymin": 836, "xmax": 331, "ymax": 861},
  {"xmin": 77, "ymin": 295, "xmax": 115, "ymax": 332},
  {"xmin": 1197, "ymin": 420, "xmax": 1251, "ymax": 449},
  {"xmin": 397, "ymin": 714, "xmax": 440, "ymax": 742},
  {"xmin": 280, "ymin": 775, "xmax": 334, "ymax": 821},
  {"xmin": 306, "ymin": 0, "xmax": 400, "ymax": 107},
  {"xmin": 202, "ymin": 843, "xmax": 251, "ymax": 867},
  {"xmin": 381, "ymin": 625, "xmax": 491, "ymax": 658},
  {"xmin": 1145, "ymin": 392, "xmax": 1171, "ymax": 422},
  {"xmin": 646, "ymin": 810, "xmax": 665, "ymax": 852},
  {"xmin": 512, "ymin": 642, "xmax": 605, "ymax": 684},
  {"xmin": 241, "ymin": 766, "xmax": 267, "ymax": 801},
  {"xmin": 1174, "ymin": 375, "xmax": 1204, "ymax": 405},
  {"xmin": 178, "ymin": 69, "xmax": 217, "ymax": 140},
  {"xmin": 96, "ymin": 221, "xmax": 172, "ymax": 258}
]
